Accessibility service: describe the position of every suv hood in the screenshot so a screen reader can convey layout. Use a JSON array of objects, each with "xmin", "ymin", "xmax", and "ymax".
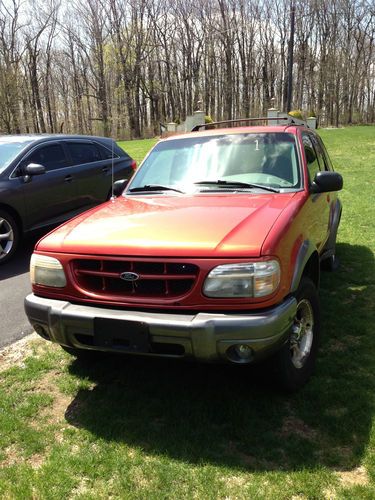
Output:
[{"xmin": 37, "ymin": 193, "xmax": 297, "ymax": 258}]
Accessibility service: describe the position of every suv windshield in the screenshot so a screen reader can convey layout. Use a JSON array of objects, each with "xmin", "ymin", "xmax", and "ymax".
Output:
[
  {"xmin": 128, "ymin": 133, "xmax": 301, "ymax": 194},
  {"xmin": 0, "ymin": 141, "xmax": 33, "ymax": 174}
]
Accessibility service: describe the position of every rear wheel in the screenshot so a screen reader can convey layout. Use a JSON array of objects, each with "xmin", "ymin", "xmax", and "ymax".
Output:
[
  {"xmin": 275, "ymin": 277, "xmax": 320, "ymax": 392},
  {"xmin": 0, "ymin": 210, "xmax": 20, "ymax": 264}
]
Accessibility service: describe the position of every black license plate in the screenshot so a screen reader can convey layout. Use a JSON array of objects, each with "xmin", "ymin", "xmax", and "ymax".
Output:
[{"xmin": 94, "ymin": 318, "xmax": 150, "ymax": 353}]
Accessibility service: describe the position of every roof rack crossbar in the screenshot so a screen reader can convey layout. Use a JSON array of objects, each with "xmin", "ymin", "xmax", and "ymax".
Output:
[{"xmin": 191, "ymin": 115, "xmax": 310, "ymax": 132}]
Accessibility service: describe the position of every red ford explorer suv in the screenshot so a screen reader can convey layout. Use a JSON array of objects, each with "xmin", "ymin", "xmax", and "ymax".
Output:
[{"xmin": 25, "ymin": 119, "xmax": 343, "ymax": 391}]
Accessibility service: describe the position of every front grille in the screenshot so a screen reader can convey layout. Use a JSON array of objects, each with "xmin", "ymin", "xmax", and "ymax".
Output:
[{"xmin": 72, "ymin": 259, "xmax": 199, "ymax": 299}]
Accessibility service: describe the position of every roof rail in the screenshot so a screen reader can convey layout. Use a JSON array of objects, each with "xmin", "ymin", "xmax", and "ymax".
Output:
[{"xmin": 191, "ymin": 115, "xmax": 310, "ymax": 132}]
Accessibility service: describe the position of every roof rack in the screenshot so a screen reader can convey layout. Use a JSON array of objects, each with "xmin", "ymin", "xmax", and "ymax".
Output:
[{"xmin": 191, "ymin": 115, "xmax": 310, "ymax": 132}]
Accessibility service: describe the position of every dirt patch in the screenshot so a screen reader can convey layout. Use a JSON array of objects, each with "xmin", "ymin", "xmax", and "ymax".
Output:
[
  {"xmin": 223, "ymin": 475, "xmax": 249, "ymax": 488},
  {"xmin": 1, "ymin": 445, "xmax": 45, "ymax": 470},
  {"xmin": 327, "ymin": 340, "xmax": 347, "ymax": 353},
  {"xmin": 0, "ymin": 333, "xmax": 40, "ymax": 373},
  {"xmin": 280, "ymin": 416, "xmax": 318, "ymax": 440},
  {"xmin": 26, "ymin": 370, "xmax": 73, "ymax": 426},
  {"xmin": 323, "ymin": 487, "xmax": 337, "ymax": 499},
  {"xmin": 0, "ymin": 444, "xmax": 19, "ymax": 467},
  {"xmin": 225, "ymin": 440, "xmax": 257, "ymax": 467},
  {"xmin": 338, "ymin": 466, "xmax": 369, "ymax": 487}
]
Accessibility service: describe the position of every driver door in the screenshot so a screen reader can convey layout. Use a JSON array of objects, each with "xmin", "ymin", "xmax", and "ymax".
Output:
[{"xmin": 19, "ymin": 142, "xmax": 76, "ymax": 230}]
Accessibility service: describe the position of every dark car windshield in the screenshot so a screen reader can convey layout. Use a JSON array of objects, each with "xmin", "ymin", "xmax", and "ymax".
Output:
[
  {"xmin": 127, "ymin": 133, "xmax": 301, "ymax": 194},
  {"xmin": 0, "ymin": 140, "xmax": 33, "ymax": 174}
]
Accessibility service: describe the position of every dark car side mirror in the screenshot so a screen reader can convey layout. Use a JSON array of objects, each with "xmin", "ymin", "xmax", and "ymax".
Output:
[
  {"xmin": 112, "ymin": 179, "xmax": 128, "ymax": 198},
  {"xmin": 22, "ymin": 163, "xmax": 46, "ymax": 183},
  {"xmin": 310, "ymin": 171, "xmax": 343, "ymax": 194},
  {"xmin": 24, "ymin": 163, "xmax": 46, "ymax": 176}
]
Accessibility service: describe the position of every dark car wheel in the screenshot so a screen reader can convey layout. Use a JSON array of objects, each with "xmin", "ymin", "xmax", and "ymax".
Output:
[
  {"xmin": 275, "ymin": 277, "xmax": 320, "ymax": 392},
  {"xmin": 0, "ymin": 210, "xmax": 20, "ymax": 264}
]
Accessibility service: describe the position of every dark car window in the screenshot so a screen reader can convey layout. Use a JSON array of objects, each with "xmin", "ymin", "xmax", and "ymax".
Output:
[
  {"xmin": 27, "ymin": 143, "xmax": 67, "ymax": 172},
  {"xmin": 302, "ymin": 134, "xmax": 320, "ymax": 182},
  {"xmin": 96, "ymin": 142, "xmax": 119, "ymax": 160},
  {"xmin": 66, "ymin": 142, "xmax": 102, "ymax": 165},
  {"xmin": 0, "ymin": 141, "xmax": 33, "ymax": 174}
]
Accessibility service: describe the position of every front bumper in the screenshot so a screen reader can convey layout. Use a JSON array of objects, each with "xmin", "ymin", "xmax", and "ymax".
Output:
[{"xmin": 24, "ymin": 294, "xmax": 297, "ymax": 364}]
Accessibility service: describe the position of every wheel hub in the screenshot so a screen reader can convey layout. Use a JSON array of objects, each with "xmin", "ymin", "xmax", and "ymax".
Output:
[
  {"xmin": 290, "ymin": 299, "xmax": 314, "ymax": 369},
  {"xmin": 0, "ymin": 218, "xmax": 14, "ymax": 259}
]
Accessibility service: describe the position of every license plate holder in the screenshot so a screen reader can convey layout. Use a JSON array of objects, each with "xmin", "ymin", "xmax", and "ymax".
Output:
[{"xmin": 94, "ymin": 318, "xmax": 150, "ymax": 353}]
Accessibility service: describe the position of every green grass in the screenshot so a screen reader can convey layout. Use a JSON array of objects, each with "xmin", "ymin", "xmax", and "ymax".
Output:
[
  {"xmin": 1, "ymin": 126, "xmax": 375, "ymax": 498},
  {"xmin": 118, "ymin": 138, "xmax": 157, "ymax": 166}
]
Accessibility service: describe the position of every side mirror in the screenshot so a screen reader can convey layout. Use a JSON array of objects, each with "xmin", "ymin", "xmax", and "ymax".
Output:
[
  {"xmin": 310, "ymin": 171, "xmax": 343, "ymax": 194},
  {"xmin": 112, "ymin": 179, "xmax": 128, "ymax": 198},
  {"xmin": 24, "ymin": 163, "xmax": 46, "ymax": 176}
]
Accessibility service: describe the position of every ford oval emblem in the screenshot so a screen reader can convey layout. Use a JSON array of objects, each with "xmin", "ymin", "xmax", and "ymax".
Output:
[{"xmin": 120, "ymin": 271, "xmax": 140, "ymax": 282}]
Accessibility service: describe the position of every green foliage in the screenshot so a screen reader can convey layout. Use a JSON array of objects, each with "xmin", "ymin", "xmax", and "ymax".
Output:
[
  {"xmin": 205, "ymin": 115, "xmax": 214, "ymax": 124},
  {"xmin": 289, "ymin": 109, "xmax": 304, "ymax": 120},
  {"xmin": 1, "ymin": 127, "xmax": 375, "ymax": 498}
]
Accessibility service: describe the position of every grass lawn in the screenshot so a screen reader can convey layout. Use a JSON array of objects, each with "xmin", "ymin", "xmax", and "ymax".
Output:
[
  {"xmin": 1, "ymin": 127, "xmax": 375, "ymax": 498},
  {"xmin": 118, "ymin": 138, "xmax": 157, "ymax": 166}
]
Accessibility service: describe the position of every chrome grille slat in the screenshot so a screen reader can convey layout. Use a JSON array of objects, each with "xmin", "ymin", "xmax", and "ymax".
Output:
[{"xmin": 72, "ymin": 259, "xmax": 199, "ymax": 299}]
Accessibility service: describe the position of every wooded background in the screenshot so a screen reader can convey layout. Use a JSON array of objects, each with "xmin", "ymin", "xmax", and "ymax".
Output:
[{"xmin": 0, "ymin": 0, "xmax": 374, "ymax": 138}]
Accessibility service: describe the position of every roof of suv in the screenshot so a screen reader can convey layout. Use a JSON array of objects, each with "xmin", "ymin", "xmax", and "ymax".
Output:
[{"xmin": 162, "ymin": 125, "xmax": 306, "ymax": 142}]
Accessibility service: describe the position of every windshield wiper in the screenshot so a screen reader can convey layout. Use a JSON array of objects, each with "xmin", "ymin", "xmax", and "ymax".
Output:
[
  {"xmin": 128, "ymin": 184, "xmax": 184, "ymax": 194},
  {"xmin": 194, "ymin": 180, "xmax": 280, "ymax": 193}
]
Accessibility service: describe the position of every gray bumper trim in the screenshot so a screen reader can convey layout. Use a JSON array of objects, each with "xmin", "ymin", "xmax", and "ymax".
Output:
[{"xmin": 25, "ymin": 294, "xmax": 297, "ymax": 363}]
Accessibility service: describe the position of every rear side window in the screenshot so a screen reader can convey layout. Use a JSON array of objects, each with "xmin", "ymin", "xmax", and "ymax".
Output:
[
  {"xmin": 27, "ymin": 143, "xmax": 67, "ymax": 172},
  {"xmin": 66, "ymin": 142, "xmax": 102, "ymax": 165},
  {"xmin": 317, "ymin": 136, "xmax": 334, "ymax": 171},
  {"xmin": 310, "ymin": 134, "xmax": 329, "ymax": 171},
  {"xmin": 96, "ymin": 142, "xmax": 119, "ymax": 160},
  {"xmin": 302, "ymin": 134, "xmax": 320, "ymax": 182}
]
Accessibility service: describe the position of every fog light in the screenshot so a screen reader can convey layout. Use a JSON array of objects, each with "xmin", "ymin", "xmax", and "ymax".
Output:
[{"xmin": 235, "ymin": 344, "xmax": 253, "ymax": 360}]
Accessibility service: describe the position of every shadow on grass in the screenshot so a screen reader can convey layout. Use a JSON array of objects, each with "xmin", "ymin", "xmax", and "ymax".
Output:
[{"xmin": 65, "ymin": 242, "xmax": 375, "ymax": 472}]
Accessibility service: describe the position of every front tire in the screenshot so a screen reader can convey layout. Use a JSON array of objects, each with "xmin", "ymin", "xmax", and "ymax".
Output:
[
  {"xmin": 275, "ymin": 277, "xmax": 320, "ymax": 392},
  {"xmin": 0, "ymin": 210, "xmax": 20, "ymax": 264}
]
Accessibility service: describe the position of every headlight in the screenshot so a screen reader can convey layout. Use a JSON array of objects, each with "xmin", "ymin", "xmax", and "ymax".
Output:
[
  {"xmin": 30, "ymin": 254, "xmax": 67, "ymax": 288},
  {"xmin": 203, "ymin": 260, "xmax": 280, "ymax": 298}
]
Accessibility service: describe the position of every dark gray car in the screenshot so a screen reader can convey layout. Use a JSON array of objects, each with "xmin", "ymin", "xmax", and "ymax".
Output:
[{"xmin": 0, "ymin": 134, "xmax": 135, "ymax": 263}]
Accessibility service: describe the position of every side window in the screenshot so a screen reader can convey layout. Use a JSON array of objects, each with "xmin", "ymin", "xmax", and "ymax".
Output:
[
  {"xmin": 26, "ymin": 143, "xmax": 67, "ymax": 172},
  {"xmin": 96, "ymin": 143, "xmax": 120, "ymax": 160},
  {"xmin": 302, "ymin": 134, "xmax": 320, "ymax": 182},
  {"xmin": 310, "ymin": 134, "xmax": 329, "ymax": 171},
  {"xmin": 66, "ymin": 142, "xmax": 102, "ymax": 165},
  {"xmin": 317, "ymin": 136, "xmax": 334, "ymax": 171}
]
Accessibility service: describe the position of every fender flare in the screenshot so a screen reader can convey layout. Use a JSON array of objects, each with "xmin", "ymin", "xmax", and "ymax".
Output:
[
  {"xmin": 290, "ymin": 239, "xmax": 319, "ymax": 293},
  {"xmin": 322, "ymin": 198, "xmax": 342, "ymax": 258}
]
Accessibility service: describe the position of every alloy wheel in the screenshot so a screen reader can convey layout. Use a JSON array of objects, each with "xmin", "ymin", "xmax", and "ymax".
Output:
[
  {"xmin": 0, "ymin": 217, "xmax": 14, "ymax": 260},
  {"xmin": 290, "ymin": 298, "xmax": 314, "ymax": 369}
]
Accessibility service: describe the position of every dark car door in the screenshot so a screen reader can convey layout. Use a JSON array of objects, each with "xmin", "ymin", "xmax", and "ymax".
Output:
[
  {"xmin": 64, "ymin": 140, "xmax": 134, "ymax": 210},
  {"xmin": 18, "ymin": 142, "xmax": 77, "ymax": 230},
  {"xmin": 64, "ymin": 140, "xmax": 115, "ymax": 209}
]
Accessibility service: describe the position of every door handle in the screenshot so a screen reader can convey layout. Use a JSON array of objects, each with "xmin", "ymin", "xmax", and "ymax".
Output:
[
  {"xmin": 102, "ymin": 166, "xmax": 110, "ymax": 173},
  {"xmin": 64, "ymin": 175, "xmax": 73, "ymax": 183}
]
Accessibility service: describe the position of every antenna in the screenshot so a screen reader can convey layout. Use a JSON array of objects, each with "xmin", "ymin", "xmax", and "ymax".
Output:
[{"xmin": 110, "ymin": 138, "xmax": 115, "ymax": 202}]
